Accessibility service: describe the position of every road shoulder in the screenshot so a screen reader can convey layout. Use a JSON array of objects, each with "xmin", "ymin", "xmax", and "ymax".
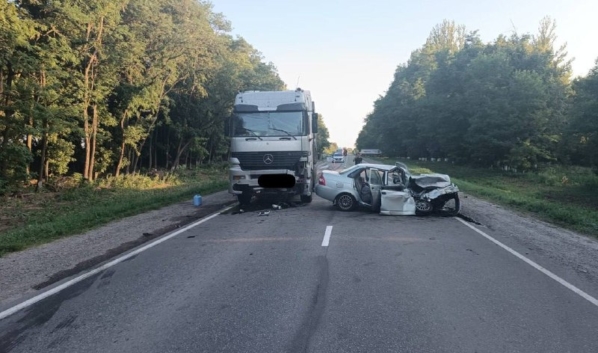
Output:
[{"xmin": 0, "ymin": 190, "xmax": 237, "ymax": 306}]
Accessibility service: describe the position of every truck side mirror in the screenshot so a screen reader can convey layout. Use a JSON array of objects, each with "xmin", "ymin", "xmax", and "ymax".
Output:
[{"xmin": 312, "ymin": 113, "xmax": 318, "ymax": 133}]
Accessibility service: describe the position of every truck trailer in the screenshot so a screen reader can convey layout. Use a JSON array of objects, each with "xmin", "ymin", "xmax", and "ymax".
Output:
[{"xmin": 228, "ymin": 88, "xmax": 318, "ymax": 205}]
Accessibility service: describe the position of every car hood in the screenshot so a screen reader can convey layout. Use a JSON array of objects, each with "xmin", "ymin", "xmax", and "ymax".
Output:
[{"xmin": 410, "ymin": 173, "xmax": 451, "ymax": 188}]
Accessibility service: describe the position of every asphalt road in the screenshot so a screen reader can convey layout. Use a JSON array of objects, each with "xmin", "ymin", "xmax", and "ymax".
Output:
[{"xmin": 1, "ymin": 155, "xmax": 598, "ymax": 353}]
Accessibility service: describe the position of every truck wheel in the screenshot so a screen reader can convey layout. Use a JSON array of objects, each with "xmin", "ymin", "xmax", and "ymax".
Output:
[
  {"xmin": 301, "ymin": 194, "xmax": 313, "ymax": 203},
  {"xmin": 237, "ymin": 192, "xmax": 252, "ymax": 206}
]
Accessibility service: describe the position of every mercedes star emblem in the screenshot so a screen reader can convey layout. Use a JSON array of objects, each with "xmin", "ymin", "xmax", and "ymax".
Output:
[{"xmin": 263, "ymin": 154, "xmax": 274, "ymax": 164}]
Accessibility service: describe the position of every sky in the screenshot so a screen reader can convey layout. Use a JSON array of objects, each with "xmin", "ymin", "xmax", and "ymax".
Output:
[{"xmin": 210, "ymin": 0, "xmax": 598, "ymax": 149}]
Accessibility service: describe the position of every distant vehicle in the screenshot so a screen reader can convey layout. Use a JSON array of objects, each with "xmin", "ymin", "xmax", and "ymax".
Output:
[
  {"xmin": 360, "ymin": 149, "xmax": 382, "ymax": 155},
  {"xmin": 332, "ymin": 151, "xmax": 345, "ymax": 163}
]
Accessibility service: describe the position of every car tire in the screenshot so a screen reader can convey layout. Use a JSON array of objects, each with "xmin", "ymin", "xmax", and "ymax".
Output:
[
  {"xmin": 301, "ymin": 194, "xmax": 313, "ymax": 203},
  {"xmin": 415, "ymin": 199, "xmax": 433, "ymax": 216},
  {"xmin": 336, "ymin": 193, "xmax": 356, "ymax": 211}
]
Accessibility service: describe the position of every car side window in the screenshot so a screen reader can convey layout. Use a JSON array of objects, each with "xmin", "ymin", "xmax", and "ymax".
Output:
[
  {"xmin": 347, "ymin": 167, "xmax": 364, "ymax": 178},
  {"xmin": 369, "ymin": 169, "xmax": 383, "ymax": 184}
]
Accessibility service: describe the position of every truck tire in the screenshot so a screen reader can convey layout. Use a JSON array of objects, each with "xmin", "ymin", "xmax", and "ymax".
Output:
[
  {"xmin": 237, "ymin": 191, "xmax": 252, "ymax": 206},
  {"xmin": 301, "ymin": 194, "xmax": 313, "ymax": 203}
]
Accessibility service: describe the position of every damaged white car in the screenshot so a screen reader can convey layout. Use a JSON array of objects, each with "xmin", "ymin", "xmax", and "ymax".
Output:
[{"xmin": 315, "ymin": 162, "xmax": 460, "ymax": 216}]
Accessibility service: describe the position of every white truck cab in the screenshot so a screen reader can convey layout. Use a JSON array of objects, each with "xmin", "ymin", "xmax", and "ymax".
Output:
[{"xmin": 228, "ymin": 89, "xmax": 318, "ymax": 205}]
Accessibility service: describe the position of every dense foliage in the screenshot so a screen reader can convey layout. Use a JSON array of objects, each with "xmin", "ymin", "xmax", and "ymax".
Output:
[
  {"xmin": 357, "ymin": 18, "xmax": 598, "ymax": 172},
  {"xmin": 1, "ymin": 0, "xmax": 332, "ymax": 194}
]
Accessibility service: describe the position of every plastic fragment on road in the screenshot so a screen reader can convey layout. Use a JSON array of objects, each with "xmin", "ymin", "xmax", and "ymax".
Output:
[{"xmin": 258, "ymin": 211, "xmax": 270, "ymax": 216}]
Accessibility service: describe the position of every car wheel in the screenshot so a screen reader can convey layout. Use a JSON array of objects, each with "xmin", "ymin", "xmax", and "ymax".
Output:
[
  {"xmin": 415, "ymin": 199, "xmax": 433, "ymax": 216},
  {"xmin": 336, "ymin": 193, "xmax": 356, "ymax": 211}
]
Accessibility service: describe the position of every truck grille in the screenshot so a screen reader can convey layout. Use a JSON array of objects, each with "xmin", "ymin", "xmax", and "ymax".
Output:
[{"xmin": 232, "ymin": 151, "xmax": 306, "ymax": 171}]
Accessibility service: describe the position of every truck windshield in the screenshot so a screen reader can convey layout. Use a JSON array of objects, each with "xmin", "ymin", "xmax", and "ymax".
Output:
[{"xmin": 232, "ymin": 111, "xmax": 306, "ymax": 137}]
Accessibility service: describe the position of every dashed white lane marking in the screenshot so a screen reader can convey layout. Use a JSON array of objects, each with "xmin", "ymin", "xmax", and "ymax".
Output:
[
  {"xmin": 0, "ymin": 204, "xmax": 236, "ymax": 321},
  {"xmin": 322, "ymin": 226, "xmax": 333, "ymax": 247},
  {"xmin": 455, "ymin": 217, "xmax": 598, "ymax": 309}
]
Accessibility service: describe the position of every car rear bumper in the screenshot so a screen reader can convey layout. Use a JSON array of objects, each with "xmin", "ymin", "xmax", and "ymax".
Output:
[{"xmin": 315, "ymin": 184, "xmax": 340, "ymax": 201}]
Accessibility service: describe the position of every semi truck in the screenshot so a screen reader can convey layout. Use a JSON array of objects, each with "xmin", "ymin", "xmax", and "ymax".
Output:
[{"xmin": 228, "ymin": 88, "xmax": 318, "ymax": 205}]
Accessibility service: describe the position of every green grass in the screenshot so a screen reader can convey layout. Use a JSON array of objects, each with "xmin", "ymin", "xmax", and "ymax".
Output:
[
  {"xmin": 370, "ymin": 156, "xmax": 598, "ymax": 237},
  {"xmin": 0, "ymin": 164, "xmax": 229, "ymax": 257}
]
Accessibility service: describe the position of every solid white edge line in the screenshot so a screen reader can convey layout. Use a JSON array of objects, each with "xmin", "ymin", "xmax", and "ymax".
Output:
[
  {"xmin": 0, "ymin": 204, "xmax": 236, "ymax": 321},
  {"xmin": 322, "ymin": 226, "xmax": 333, "ymax": 247},
  {"xmin": 455, "ymin": 217, "xmax": 598, "ymax": 308}
]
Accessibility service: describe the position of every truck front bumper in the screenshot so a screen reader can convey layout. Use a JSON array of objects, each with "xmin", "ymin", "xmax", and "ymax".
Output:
[{"xmin": 229, "ymin": 168, "xmax": 298, "ymax": 195}]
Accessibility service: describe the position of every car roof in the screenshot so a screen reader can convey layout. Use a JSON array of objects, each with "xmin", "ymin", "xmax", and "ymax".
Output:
[
  {"xmin": 356, "ymin": 163, "xmax": 396, "ymax": 171},
  {"xmin": 338, "ymin": 163, "xmax": 396, "ymax": 174}
]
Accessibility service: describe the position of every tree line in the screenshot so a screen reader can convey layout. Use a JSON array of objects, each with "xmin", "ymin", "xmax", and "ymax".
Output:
[
  {"xmin": 1, "ymin": 0, "xmax": 333, "ymax": 195},
  {"xmin": 356, "ymin": 18, "xmax": 598, "ymax": 172}
]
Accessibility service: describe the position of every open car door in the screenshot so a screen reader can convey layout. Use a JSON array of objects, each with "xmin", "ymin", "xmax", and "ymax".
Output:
[{"xmin": 367, "ymin": 168, "xmax": 384, "ymax": 211}]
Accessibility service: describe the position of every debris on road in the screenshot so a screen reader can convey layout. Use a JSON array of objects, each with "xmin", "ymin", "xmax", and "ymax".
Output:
[{"xmin": 258, "ymin": 211, "xmax": 270, "ymax": 216}]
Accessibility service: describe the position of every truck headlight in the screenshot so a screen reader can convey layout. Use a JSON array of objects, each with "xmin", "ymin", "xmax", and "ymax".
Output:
[{"xmin": 233, "ymin": 175, "xmax": 246, "ymax": 180}]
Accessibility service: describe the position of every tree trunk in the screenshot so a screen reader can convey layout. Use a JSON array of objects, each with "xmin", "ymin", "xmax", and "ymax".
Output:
[
  {"xmin": 82, "ymin": 51, "xmax": 94, "ymax": 180},
  {"xmin": 115, "ymin": 140, "xmax": 126, "ymax": 177},
  {"xmin": 88, "ymin": 104, "xmax": 98, "ymax": 181},
  {"xmin": 114, "ymin": 110, "xmax": 128, "ymax": 177},
  {"xmin": 126, "ymin": 147, "xmax": 132, "ymax": 175},
  {"xmin": 26, "ymin": 115, "xmax": 33, "ymax": 175},
  {"xmin": 154, "ymin": 133, "xmax": 158, "ymax": 169},
  {"xmin": 132, "ymin": 150, "xmax": 141, "ymax": 175},
  {"xmin": 173, "ymin": 139, "xmax": 192, "ymax": 170},
  {"xmin": 82, "ymin": 17, "xmax": 103, "ymax": 181},
  {"xmin": 83, "ymin": 112, "xmax": 91, "ymax": 180},
  {"xmin": 36, "ymin": 119, "xmax": 48, "ymax": 192},
  {"xmin": 148, "ymin": 132, "xmax": 153, "ymax": 171},
  {"xmin": 165, "ymin": 130, "xmax": 170, "ymax": 170}
]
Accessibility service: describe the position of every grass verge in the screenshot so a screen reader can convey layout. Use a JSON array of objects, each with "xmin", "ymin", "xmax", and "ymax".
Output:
[
  {"xmin": 369, "ymin": 156, "xmax": 598, "ymax": 237},
  {"xmin": 0, "ymin": 164, "xmax": 228, "ymax": 257}
]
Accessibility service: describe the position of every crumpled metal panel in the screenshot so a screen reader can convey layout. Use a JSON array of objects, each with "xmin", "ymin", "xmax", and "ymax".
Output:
[
  {"xmin": 422, "ymin": 185, "xmax": 460, "ymax": 200},
  {"xmin": 380, "ymin": 191, "xmax": 416, "ymax": 216},
  {"xmin": 411, "ymin": 173, "xmax": 451, "ymax": 188}
]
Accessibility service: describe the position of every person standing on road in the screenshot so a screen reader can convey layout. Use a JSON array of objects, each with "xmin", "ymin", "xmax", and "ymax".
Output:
[{"xmin": 355, "ymin": 152, "xmax": 363, "ymax": 165}]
